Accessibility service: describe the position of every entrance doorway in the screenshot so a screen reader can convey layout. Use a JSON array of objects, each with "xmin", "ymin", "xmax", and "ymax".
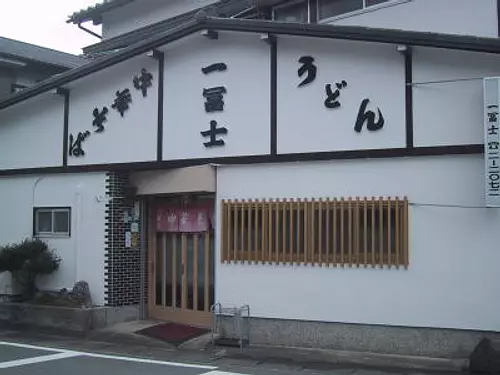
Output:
[{"xmin": 148, "ymin": 197, "xmax": 215, "ymax": 327}]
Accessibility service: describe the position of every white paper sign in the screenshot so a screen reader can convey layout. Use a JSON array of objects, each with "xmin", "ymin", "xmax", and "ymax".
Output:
[
  {"xmin": 131, "ymin": 222, "xmax": 139, "ymax": 233},
  {"xmin": 125, "ymin": 231, "xmax": 132, "ymax": 248},
  {"xmin": 133, "ymin": 201, "xmax": 140, "ymax": 220},
  {"xmin": 484, "ymin": 77, "xmax": 500, "ymax": 207}
]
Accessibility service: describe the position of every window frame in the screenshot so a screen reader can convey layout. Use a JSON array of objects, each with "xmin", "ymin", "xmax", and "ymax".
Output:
[
  {"xmin": 10, "ymin": 83, "xmax": 27, "ymax": 94},
  {"xmin": 33, "ymin": 206, "xmax": 72, "ymax": 238},
  {"xmin": 317, "ymin": 0, "xmax": 412, "ymax": 24},
  {"xmin": 272, "ymin": 0, "xmax": 311, "ymax": 23}
]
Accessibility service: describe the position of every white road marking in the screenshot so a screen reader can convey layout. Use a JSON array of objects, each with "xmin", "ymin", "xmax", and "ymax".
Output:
[
  {"xmin": 0, "ymin": 352, "xmax": 81, "ymax": 369},
  {"xmin": 0, "ymin": 341, "xmax": 217, "ymax": 369},
  {"xmin": 79, "ymin": 352, "xmax": 217, "ymax": 369},
  {"xmin": 0, "ymin": 341, "xmax": 67, "ymax": 352}
]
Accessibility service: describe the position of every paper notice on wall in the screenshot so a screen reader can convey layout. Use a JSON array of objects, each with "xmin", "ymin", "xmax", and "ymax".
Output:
[
  {"xmin": 131, "ymin": 232, "xmax": 139, "ymax": 248},
  {"xmin": 123, "ymin": 209, "xmax": 130, "ymax": 223},
  {"xmin": 125, "ymin": 231, "xmax": 132, "ymax": 248},
  {"xmin": 133, "ymin": 201, "xmax": 140, "ymax": 220},
  {"xmin": 131, "ymin": 222, "xmax": 139, "ymax": 233}
]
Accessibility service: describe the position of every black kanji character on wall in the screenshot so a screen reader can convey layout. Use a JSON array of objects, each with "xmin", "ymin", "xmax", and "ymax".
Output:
[
  {"xmin": 201, "ymin": 120, "xmax": 228, "ymax": 147},
  {"xmin": 133, "ymin": 68, "xmax": 153, "ymax": 97},
  {"xmin": 92, "ymin": 107, "xmax": 108, "ymax": 133},
  {"xmin": 324, "ymin": 80, "xmax": 347, "ymax": 109},
  {"xmin": 489, "ymin": 172, "xmax": 500, "ymax": 192},
  {"xmin": 488, "ymin": 105, "xmax": 499, "ymax": 123},
  {"xmin": 297, "ymin": 56, "xmax": 317, "ymax": 87},
  {"xmin": 68, "ymin": 131, "xmax": 91, "ymax": 157},
  {"xmin": 111, "ymin": 89, "xmax": 132, "ymax": 117},
  {"xmin": 489, "ymin": 141, "xmax": 500, "ymax": 151},
  {"xmin": 354, "ymin": 98, "xmax": 385, "ymax": 133},
  {"xmin": 202, "ymin": 63, "xmax": 227, "ymax": 75},
  {"xmin": 489, "ymin": 122, "xmax": 499, "ymax": 135},
  {"xmin": 487, "ymin": 104, "xmax": 499, "ymax": 135},
  {"xmin": 203, "ymin": 86, "xmax": 227, "ymax": 112}
]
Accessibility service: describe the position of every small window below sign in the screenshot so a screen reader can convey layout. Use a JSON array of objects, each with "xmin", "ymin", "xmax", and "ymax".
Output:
[
  {"xmin": 317, "ymin": 0, "xmax": 390, "ymax": 21},
  {"xmin": 10, "ymin": 83, "xmax": 28, "ymax": 94},
  {"xmin": 34, "ymin": 207, "xmax": 71, "ymax": 237},
  {"xmin": 273, "ymin": 0, "xmax": 309, "ymax": 23}
]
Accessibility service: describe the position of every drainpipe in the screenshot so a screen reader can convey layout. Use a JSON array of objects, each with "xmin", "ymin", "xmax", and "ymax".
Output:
[
  {"xmin": 139, "ymin": 197, "xmax": 147, "ymax": 320},
  {"xmin": 78, "ymin": 23, "xmax": 102, "ymax": 40},
  {"xmin": 74, "ymin": 190, "xmax": 82, "ymax": 285}
]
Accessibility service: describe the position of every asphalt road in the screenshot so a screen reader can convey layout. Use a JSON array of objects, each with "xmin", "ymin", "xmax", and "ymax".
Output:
[
  {"xmin": 0, "ymin": 334, "xmax": 462, "ymax": 375},
  {"xmin": 0, "ymin": 341, "xmax": 222, "ymax": 375}
]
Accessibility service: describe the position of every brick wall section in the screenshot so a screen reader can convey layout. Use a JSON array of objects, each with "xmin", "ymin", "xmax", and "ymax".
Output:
[{"xmin": 104, "ymin": 171, "xmax": 145, "ymax": 307}]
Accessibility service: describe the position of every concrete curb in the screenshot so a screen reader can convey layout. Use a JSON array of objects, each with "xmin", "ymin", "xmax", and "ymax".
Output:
[{"xmin": 220, "ymin": 345, "xmax": 469, "ymax": 372}]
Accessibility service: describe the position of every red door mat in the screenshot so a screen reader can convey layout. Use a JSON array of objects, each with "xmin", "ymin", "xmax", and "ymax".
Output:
[{"xmin": 136, "ymin": 322, "xmax": 210, "ymax": 346}]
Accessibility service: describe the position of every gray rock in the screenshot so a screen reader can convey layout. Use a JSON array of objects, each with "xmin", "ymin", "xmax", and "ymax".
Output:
[
  {"xmin": 69, "ymin": 281, "xmax": 92, "ymax": 307},
  {"xmin": 469, "ymin": 338, "xmax": 500, "ymax": 374}
]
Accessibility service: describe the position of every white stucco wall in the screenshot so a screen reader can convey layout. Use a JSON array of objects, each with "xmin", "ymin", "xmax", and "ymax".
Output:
[
  {"xmin": 101, "ymin": 0, "xmax": 219, "ymax": 39},
  {"xmin": 413, "ymin": 47, "xmax": 500, "ymax": 147},
  {"xmin": 0, "ymin": 172, "xmax": 107, "ymax": 305},
  {"xmin": 215, "ymin": 155, "xmax": 500, "ymax": 332},
  {"xmin": 327, "ymin": 0, "xmax": 498, "ymax": 38},
  {"xmin": 277, "ymin": 36, "xmax": 405, "ymax": 153},
  {"xmin": 0, "ymin": 94, "xmax": 64, "ymax": 170},
  {"xmin": 67, "ymin": 55, "xmax": 158, "ymax": 166},
  {"xmin": 0, "ymin": 32, "xmax": 497, "ymax": 171},
  {"xmin": 162, "ymin": 32, "xmax": 271, "ymax": 160}
]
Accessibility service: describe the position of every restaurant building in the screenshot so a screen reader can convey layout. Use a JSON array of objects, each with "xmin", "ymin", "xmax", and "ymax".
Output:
[{"xmin": 1, "ymin": 0, "xmax": 500, "ymax": 358}]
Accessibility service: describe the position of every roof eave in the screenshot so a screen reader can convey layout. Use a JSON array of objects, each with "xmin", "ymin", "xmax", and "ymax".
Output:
[
  {"xmin": 3, "ymin": 16, "xmax": 500, "ymax": 111},
  {"xmin": 80, "ymin": 0, "xmax": 255, "ymax": 55},
  {"xmin": 67, "ymin": 0, "xmax": 135, "ymax": 25}
]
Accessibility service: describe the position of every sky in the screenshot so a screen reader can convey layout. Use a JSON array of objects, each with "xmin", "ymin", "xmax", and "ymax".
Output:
[{"xmin": 0, "ymin": 0, "xmax": 102, "ymax": 55}]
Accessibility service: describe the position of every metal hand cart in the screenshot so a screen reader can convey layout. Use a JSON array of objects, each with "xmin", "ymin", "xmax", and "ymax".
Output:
[{"xmin": 211, "ymin": 303, "xmax": 250, "ymax": 351}]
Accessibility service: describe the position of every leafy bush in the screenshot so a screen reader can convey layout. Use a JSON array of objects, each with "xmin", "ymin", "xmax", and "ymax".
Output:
[{"xmin": 0, "ymin": 238, "xmax": 61, "ymax": 300}]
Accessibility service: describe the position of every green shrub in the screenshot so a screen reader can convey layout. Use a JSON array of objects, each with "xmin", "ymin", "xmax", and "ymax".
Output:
[{"xmin": 0, "ymin": 238, "xmax": 61, "ymax": 300}]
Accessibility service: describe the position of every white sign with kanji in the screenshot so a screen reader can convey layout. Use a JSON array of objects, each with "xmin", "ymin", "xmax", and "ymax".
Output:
[{"xmin": 484, "ymin": 77, "xmax": 500, "ymax": 207}]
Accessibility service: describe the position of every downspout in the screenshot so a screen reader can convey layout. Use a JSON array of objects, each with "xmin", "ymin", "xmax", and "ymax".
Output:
[
  {"xmin": 139, "ymin": 197, "xmax": 147, "ymax": 320},
  {"xmin": 78, "ymin": 22, "xmax": 102, "ymax": 40},
  {"xmin": 74, "ymin": 189, "xmax": 83, "ymax": 285}
]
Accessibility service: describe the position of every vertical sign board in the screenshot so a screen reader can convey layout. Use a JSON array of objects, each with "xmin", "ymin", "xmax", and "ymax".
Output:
[{"xmin": 484, "ymin": 77, "xmax": 500, "ymax": 207}]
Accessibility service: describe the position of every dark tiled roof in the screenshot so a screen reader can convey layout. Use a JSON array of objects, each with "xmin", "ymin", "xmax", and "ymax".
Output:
[
  {"xmin": 82, "ymin": 0, "xmax": 256, "ymax": 56},
  {"xmin": 67, "ymin": 0, "xmax": 136, "ymax": 24},
  {"xmin": 0, "ymin": 37, "xmax": 88, "ymax": 69},
  {"xmin": 3, "ymin": 16, "xmax": 500, "ymax": 111}
]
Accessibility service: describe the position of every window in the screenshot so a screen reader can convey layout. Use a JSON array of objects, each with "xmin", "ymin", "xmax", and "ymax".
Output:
[
  {"xmin": 273, "ymin": 0, "xmax": 394, "ymax": 23},
  {"xmin": 221, "ymin": 196, "xmax": 408, "ymax": 269},
  {"xmin": 10, "ymin": 83, "xmax": 27, "ymax": 94},
  {"xmin": 34, "ymin": 207, "xmax": 71, "ymax": 237},
  {"xmin": 273, "ymin": 0, "xmax": 309, "ymax": 23},
  {"xmin": 317, "ymin": 0, "xmax": 389, "ymax": 20},
  {"xmin": 365, "ymin": 0, "xmax": 390, "ymax": 6}
]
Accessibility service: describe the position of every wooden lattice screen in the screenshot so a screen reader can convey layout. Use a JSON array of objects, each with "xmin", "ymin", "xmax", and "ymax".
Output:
[{"xmin": 221, "ymin": 197, "xmax": 409, "ymax": 269}]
